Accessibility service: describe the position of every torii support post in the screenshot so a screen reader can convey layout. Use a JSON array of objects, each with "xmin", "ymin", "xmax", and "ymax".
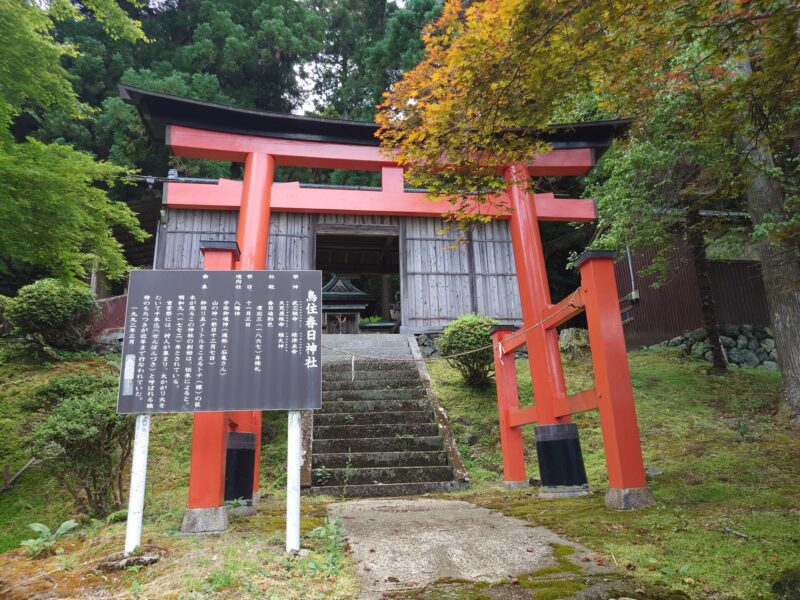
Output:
[
  {"xmin": 490, "ymin": 245, "xmax": 655, "ymax": 508},
  {"xmin": 504, "ymin": 164, "xmax": 589, "ymax": 498},
  {"xmin": 576, "ymin": 251, "xmax": 655, "ymax": 509},
  {"xmin": 182, "ymin": 242, "xmax": 240, "ymax": 534},
  {"xmin": 492, "ymin": 326, "xmax": 526, "ymax": 488},
  {"xmin": 229, "ymin": 152, "xmax": 275, "ymax": 501},
  {"xmin": 498, "ymin": 164, "xmax": 654, "ymax": 507},
  {"xmin": 182, "ymin": 153, "xmax": 274, "ymax": 534}
]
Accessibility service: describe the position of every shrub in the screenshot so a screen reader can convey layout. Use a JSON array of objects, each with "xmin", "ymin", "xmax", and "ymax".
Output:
[
  {"xmin": 24, "ymin": 372, "xmax": 118, "ymax": 414},
  {"xmin": 20, "ymin": 520, "xmax": 79, "ymax": 558},
  {"xmin": 31, "ymin": 389, "xmax": 134, "ymax": 517},
  {"xmin": 437, "ymin": 313, "xmax": 500, "ymax": 387},
  {"xmin": 7, "ymin": 279, "xmax": 100, "ymax": 349},
  {"xmin": 0, "ymin": 294, "xmax": 10, "ymax": 336}
]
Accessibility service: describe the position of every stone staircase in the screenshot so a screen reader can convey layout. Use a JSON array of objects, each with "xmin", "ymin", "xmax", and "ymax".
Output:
[{"xmin": 309, "ymin": 335, "xmax": 466, "ymax": 497}]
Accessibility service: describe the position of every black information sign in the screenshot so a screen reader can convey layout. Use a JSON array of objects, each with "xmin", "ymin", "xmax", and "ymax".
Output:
[{"xmin": 117, "ymin": 270, "xmax": 322, "ymax": 414}]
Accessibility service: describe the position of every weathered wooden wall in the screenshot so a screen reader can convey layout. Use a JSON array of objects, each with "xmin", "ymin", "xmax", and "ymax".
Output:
[
  {"xmin": 156, "ymin": 209, "xmax": 523, "ymax": 332},
  {"xmin": 400, "ymin": 218, "xmax": 522, "ymax": 332},
  {"xmin": 470, "ymin": 220, "xmax": 523, "ymax": 323},
  {"xmin": 401, "ymin": 218, "xmax": 473, "ymax": 332},
  {"xmin": 157, "ymin": 209, "xmax": 313, "ymax": 270}
]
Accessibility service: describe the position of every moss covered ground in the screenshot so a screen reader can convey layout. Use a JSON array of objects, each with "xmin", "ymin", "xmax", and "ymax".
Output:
[{"xmin": 427, "ymin": 348, "xmax": 799, "ymax": 599}]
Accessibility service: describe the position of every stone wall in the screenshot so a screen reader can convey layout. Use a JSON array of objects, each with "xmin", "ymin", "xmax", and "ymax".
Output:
[
  {"xmin": 420, "ymin": 324, "xmax": 779, "ymax": 371},
  {"xmin": 654, "ymin": 324, "xmax": 778, "ymax": 370}
]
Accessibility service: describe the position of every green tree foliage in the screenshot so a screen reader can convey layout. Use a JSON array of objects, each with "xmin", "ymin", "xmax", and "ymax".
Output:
[
  {"xmin": 313, "ymin": 0, "xmax": 442, "ymax": 120},
  {"xmin": 31, "ymin": 389, "xmax": 135, "ymax": 518},
  {"xmin": 0, "ymin": 0, "xmax": 147, "ymax": 282},
  {"xmin": 7, "ymin": 279, "xmax": 100, "ymax": 349},
  {"xmin": 437, "ymin": 313, "xmax": 499, "ymax": 387},
  {"xmin": 378, "ymin": 0, "xmax": 800, "ymax": 416}
]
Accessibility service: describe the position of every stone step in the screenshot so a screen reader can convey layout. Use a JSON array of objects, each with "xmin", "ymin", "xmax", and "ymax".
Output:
[
  {"xmin": 318, "ymin": 398, "xmax": 432, "ymax": 414},
  {"xmin": 313, "ymin": 436, "xmax": 444, "ymax": 454},
  {"xmin": 312, "ymin": 451, "xmax": 449, "ymax": 469},
  {"xmin": 323, "ymin": 361, "xmax": 418, "ymax": 373},
  {"xmin": 312, "ymin": 465, "xmax": 454, "ymax": 486},
  {"xmin": 322, "ymin": 379, "xmax": 424, "ymax": 392},
  {"xmin": 314, "ymin": 422, "xmax": 440, "ymax": 440},
  {"xmin": 322, "ymin": 369, "xmax": 422, "ymax": 383},
  {"xmin": 314, "ymin": 410, "xmax": 435, "ymax": 426},
  {"xmin": 322, "ymin": 389, "xmax": 427, "ymax": 402},
  {"xmin": 308, "ymin": 481, "xmax": 462, "ymax": 498}
]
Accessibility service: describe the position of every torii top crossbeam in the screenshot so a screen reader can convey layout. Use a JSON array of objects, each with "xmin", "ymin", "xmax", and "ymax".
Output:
[{"xmin": 120, "ymin": 84, "xmax": 630, "ymax": 222}]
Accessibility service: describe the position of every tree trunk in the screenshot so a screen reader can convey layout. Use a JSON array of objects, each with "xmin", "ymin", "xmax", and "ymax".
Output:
[
  {"xmin": 686, "ymin": 210, "xmax": 727, "ymax": 374},
  {"xmin": 745, "ymin": 143, "xmax": 800, "ymax": 420}
]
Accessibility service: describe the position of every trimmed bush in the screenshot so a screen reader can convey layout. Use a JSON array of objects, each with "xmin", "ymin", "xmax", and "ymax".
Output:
[
  {"xmin": 24, "ymin": 373, "xmax": 118, "ymax": 414},
  {"xmin": 437, "ymin": 313, "xmax": 500, "ymax": 387},
  {"xmin": 31, "ymin": 389, "xmax": 135, "ymax": 517},
  {"xmin": 7, "ymin": 279, "xmax": 100, "ymax": 349}
]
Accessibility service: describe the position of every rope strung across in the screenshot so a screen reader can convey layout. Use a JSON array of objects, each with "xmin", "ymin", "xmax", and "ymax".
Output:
[{"xmin": 320, "ymin": 291, "xmax": 580, "ymax": 363}]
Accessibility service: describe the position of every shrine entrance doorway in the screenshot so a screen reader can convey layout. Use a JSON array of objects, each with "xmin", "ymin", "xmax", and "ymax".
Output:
[{"xmin": 315, "ymin": 227, "xmax": 401, "ymax": 333}]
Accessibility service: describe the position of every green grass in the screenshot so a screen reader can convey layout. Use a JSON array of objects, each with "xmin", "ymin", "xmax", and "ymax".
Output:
[{"xmin": 428, "ymin": 348, "xmax": 799, "ymax": 599}]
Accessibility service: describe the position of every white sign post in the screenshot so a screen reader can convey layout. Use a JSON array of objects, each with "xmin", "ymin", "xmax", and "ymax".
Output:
[
  {"xmin": 285, "ymin": 410, "xmax": 302, "ymax": 553},
  {"xmin": 124, "ymin": 414, "xmax": 151, "ymax": 555}
]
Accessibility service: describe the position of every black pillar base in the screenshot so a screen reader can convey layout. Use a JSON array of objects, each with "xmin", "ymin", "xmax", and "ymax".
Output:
[{"xmin": 535, "ymin": 423, "xmax": 589, "ymax": 498}]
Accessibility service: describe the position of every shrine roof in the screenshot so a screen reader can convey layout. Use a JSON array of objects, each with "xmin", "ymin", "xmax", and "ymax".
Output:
[{"xmin": 119, "ymin": 84, "xmax": 631, "ymax": 150}]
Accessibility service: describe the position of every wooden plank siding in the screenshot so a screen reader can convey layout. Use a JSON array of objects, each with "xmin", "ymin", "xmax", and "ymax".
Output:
[
  {"xmin": 157, "ymin": 209, "xmax": 313, "ymax": 270},
  {"xmin": 400, "ymin": 217, "xmax": 522, "ymax": 332},
  {"xmin": 613, "ymin": 239, "xmax": 770, "ymax": 348},
  {"xmin": 156, "ymin": 209, "xmax": 523, "ymax": 332},
  {"xmin": 471, "ymin": 220, "xmax": 523, "ymax": 323}
]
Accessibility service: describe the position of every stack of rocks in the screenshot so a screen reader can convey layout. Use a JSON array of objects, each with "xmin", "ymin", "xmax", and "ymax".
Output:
[
  {"xmin": 658, "ymin": 324, "xmax": 778, "ymax": 370},
  {"xmin": 415, "ymin": 333, "xmax": 442, "ymax": 357}
]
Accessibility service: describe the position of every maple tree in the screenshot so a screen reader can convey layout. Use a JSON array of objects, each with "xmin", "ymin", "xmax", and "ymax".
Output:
[{"xmin": 377, "ymin": 0, "xmax": 800, "ymax": 416}]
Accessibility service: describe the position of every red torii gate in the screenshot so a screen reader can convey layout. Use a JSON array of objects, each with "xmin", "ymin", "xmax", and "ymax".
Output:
[{"xmin": 122, "ymin": 85, "xmax": 654, "ymax": 521}]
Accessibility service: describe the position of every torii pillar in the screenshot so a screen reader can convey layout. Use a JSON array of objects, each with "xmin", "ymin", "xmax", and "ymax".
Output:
[{"xmin": 181, "ymin": 153, "xmax": 273, "ymax": 533}]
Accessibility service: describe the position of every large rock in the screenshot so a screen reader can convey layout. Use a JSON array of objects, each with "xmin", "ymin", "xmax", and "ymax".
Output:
[
  {"xmin": 740, "ymin": 324, "xmax": 754, "ymax": 336},
  {"xmin": 690, "ymin": 341, "xmax": 707, "ymax": 358},
  {"xmin": 719, "ymin": 335, "xmax": 736, "ymax": 349},
  {"xmin": 739, "ymin": 349, "xmax": 761, "ymax": 368},
  {"xmin": 688, "ymin": 327, "xmax": 706, "ymax": 342},
  {"xmin": 559, "ymin": 328, "xmax": 591, "ymax": 360},
  {"xmin": 720, "ymin": 324, "xmax": 740, "ymax": 337},
  {"xmin": 737, "ymin": 335, "xmax": 749, "ymax": 349},
  {"xmin": 761, "ymin": 361, "xmax": 779, "ymax": 371},
  {"xmin": 727, "ymin": 347, "xmax": 741, "ymax": 363},
  {"xmin": 761, "ymin": 338, "xmax": 776, "ymax": 352},
  {"xmin": 748, "ymin": 338, "xmax": 761, "ymax": 352}
]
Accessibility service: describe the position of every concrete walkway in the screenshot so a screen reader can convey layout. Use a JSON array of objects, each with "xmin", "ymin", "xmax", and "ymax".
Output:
[{"xmin": 331, "ymin": 498, "xmax": 608, "ymax": 600}]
